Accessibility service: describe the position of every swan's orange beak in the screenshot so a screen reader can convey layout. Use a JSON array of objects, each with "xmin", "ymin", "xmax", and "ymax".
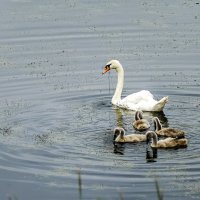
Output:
[{"xmin": 102, "ymin": 65, "xmax": 110, "ymax": 75}]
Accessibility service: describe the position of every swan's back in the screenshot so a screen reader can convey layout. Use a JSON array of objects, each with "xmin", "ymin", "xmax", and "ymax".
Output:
[
  {"xmin": 132, "ymin": 110, "xmax": 150, "ymax": 131},
  {"xmin": 122, "ymin": 90, "xmax": 154, "ymax": 104},
  {"xmin": 122, "ymin": 134, "xmax": 146, "ymax": 142},
  {"xmin": 155, "ymin": 138, "xmax": 188, "ymax": 148},
  {"xmin": 121, "ymin": 91, "xmax": 168, "ymax": 111},
  {"xmin": 114, "ymin": 131, "xmax": 146, "ymax": 143},
  {"xmin": 133, "ymin": 119, "xmax": 150, "ymax": 131},
  {"xmin": 157, "ymin": 128, "xmax": 185, "ymax": 138}
]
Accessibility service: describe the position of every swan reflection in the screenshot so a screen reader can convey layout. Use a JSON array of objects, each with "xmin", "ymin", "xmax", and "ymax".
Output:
[{"xmin": 146, "ymin": 146, "xmax": 158, "ymax": 162}]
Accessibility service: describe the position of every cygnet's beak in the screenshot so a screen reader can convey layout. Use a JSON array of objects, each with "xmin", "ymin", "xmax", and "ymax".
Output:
[{"xmin": 102, "ymin": 65, "xmax": 110, "ymax": 75}]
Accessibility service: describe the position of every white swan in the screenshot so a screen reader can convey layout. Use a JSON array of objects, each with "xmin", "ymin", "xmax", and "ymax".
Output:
[
  {"xmin": 133, "ymin": 110, "xmax": 150, "ymax": 131},
  {"xmin": 102, "ymin": 60, "xmax": 168, "ymax": 111}
]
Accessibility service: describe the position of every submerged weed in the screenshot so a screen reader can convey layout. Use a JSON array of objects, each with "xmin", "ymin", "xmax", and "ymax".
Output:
[
  {"xmin": 77, "ymin": 169, "xmax": 82, "ymax": 200},
  {"xmin": 155, "ymin": 179, "xmax": 164, "ymax": 200}
]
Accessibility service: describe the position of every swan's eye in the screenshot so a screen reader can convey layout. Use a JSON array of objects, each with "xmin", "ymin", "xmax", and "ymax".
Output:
[
  {"xmin": 102, "ymin": 63, "xmax": 111, "ymax": 74},
  {"xmin": 105, "ymin": 64, "xmax": 111, "ymax": 70}
]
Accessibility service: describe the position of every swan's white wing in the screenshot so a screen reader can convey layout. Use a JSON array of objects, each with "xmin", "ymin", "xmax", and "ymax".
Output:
[
  {"xmin": 123, "ymin": 99, "xmax": 157, "ymax": 111},
  {"xmin": 117, "ymin": 90, "xmax": 161, "ymax": 111},
  {"xmin": 121, "ymin": 90, "xmax": 155, "ymax": 104}
]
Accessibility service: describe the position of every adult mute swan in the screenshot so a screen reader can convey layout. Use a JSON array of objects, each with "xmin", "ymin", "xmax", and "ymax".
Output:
[
  {"xmin": 153, "ymin": 117, "xmax": 185, "ymax": 138},
  {"xmin": 133, "ymin": 110, "xmax": 150, "ymax": 131},
  {"xmin": 102, "ymin": 60, "xmax": 168, "ymax": 111}
]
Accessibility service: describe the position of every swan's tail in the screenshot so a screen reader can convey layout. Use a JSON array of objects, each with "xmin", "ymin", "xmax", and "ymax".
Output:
[{"xmin": 153, "ymin": 96, "xmax": 168, "ymax": 112}]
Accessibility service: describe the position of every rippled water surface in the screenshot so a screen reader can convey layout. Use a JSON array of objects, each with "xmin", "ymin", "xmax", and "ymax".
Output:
[{"xmin": 0, "ymin": 0, "xmax": 200, "ymax": 199}]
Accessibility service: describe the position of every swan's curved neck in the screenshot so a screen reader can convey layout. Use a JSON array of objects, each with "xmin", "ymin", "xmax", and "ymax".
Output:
[
  {"xmin": 152, "ymin": 132, "xmax": 158, "ymax": 146},
  {"xmin": 135, "ymin": 111, "xmax": 143, "ymax": 120},
  {"xmin": 154, "ymin": 118, "xmax": 162, "ymax": 131},
  {"xmin": 147, "ymin": 131, "xmax": 158, "ymax": 146},
  {"xmin": 112, "ymin": 65, "xmax": 124, "ymax": 104}
]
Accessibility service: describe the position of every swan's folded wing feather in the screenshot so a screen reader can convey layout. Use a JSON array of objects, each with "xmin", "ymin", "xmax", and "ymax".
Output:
[{"xmin": 121, "ymin": 90, "xmax": 154, "ymax": 104}]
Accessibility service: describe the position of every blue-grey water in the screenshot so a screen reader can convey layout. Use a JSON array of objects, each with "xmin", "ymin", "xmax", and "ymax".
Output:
[{"xmin": 0, "ymin": 0, "xmax": 200, "ymax": 199}]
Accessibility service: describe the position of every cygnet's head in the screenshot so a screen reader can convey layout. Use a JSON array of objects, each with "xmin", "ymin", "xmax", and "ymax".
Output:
[
  {"xmin": 113, "ymin": 127, "xmax": 125, "ymax": 140},
  {"xmin": 102, "ymin": 60, "xmax": 121, "ymax": 74},
  {"xmin": 146, "ymin": 131, "xmax": 158, "ymax": 145}
]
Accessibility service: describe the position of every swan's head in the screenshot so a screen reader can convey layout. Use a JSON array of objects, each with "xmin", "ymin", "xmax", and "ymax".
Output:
[
  {"xmin": 113, "ymin": 127, "xmax": 125, "ymax": 140},
  {"xmin": 102, "ymin": 60, "xmax": 122, "ymax": 74},
  {"xmin": 146, "ymin": 131, "xmax": 158, "ymax": 145}
]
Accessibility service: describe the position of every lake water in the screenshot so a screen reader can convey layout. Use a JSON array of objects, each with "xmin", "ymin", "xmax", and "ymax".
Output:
[{"xmin": 0, "ymin": 0, "xmax": 200, "ymax": 199}]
